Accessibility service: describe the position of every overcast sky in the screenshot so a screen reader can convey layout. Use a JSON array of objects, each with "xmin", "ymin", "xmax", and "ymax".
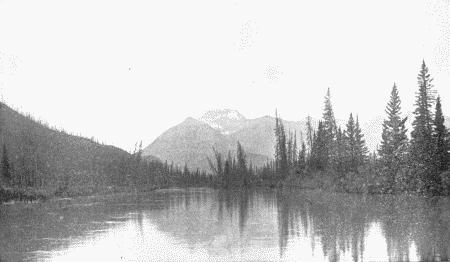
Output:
[{"xmin": 1, "ymin": 0, "xmax": 449, "ymax": 152}]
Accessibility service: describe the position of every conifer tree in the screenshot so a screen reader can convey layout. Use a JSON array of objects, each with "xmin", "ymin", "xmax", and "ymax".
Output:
[
  {"xmin": 224, "ymin": 156, "xmax": 231, "ymax": 187},
  {"xmin": 345, "ymin": 113, "xmax": 357, "ymax": 172},
  {"xmin": 378, "ymin": 84, "xmax": 408, "ymax": 192},
  {"xmin": 298, "ymin": 141, "xmax": 306, "ymax": 173},
  {"xmin": 311, "ymin": 121, "xmax": 327, "ymax": 171},
  {"xmin": 183, "ymin": 163, "xmax": 190, "ymax": 177},
  {"xmin": 237, "ymin": 141, "xmax": 247, "ymax": 174},
  {"xmin": 274, "ymin": 111, "xmax": 288, "ymax": 177},
  {"xmin": 309, "ymin": 129, "xmax": 318, "ymax": 170},
  {"xmin": 306, "ymin": 115, "xmax": 314, "ymax": 154},
  {"xmin": 292, "ymin": 131, "xmax": 298, "ymax": 169},
  {"xmin": 248, "ymin": 161, "xmax": 254, "ymax": 176},
  {"xmin": 236, "ymin": 141, "xmax": 249, "ymax": 186},
  {"xmin": 410, "ymin": 60, "xmax": 437, "ymax": 194},
  {"xmin": 322, "ymin": 88, "xmax": 337, "ymax": 170},
  {"xmin": 335, "ymin": 126, "xmax": 346, "ymax": 175},
  {"xmin": 274, "ymin": 110, "xmax": 281, "ymax": 170},
  {"xmin": 433, "ymin": 96, "xmax": 450, "ymax": 174},
  {"xmin": 323, "ymin": 88, "xmax": 337, "ymax": 135},
  {"xmin": 355, "ymin": 115, "xmax": 368, "ymax": 166},
  {"xmin": 287, "ymin": 131, "xmax": 293, "ymax": 170}
]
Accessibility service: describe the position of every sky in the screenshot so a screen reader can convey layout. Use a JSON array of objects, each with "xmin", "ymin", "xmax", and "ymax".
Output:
[{"xmin": 0, "ymin": 0, "xmax": 449, "ymax": 152}]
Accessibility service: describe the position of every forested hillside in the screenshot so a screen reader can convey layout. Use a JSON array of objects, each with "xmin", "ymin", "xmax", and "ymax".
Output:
[{"xmin": 0, "ymin": 102, "xmax": 168, "ymax": 199}]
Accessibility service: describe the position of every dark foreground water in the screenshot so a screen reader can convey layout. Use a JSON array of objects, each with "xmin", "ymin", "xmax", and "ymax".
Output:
[{"xmin": 1, "ymin": 188, "xmax": 450, "ymax": 262}]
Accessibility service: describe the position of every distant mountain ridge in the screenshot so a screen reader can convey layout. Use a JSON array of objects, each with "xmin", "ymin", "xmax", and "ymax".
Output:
[
  {"xmin": 143, "ymin": 110, "xmax": 313, "ymax": 172},
  {"xmin": 143, "ymin": 109, "xmax": 450, "ymax": 173}
]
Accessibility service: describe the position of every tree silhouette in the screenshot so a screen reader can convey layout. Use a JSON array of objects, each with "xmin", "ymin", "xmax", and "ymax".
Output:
[
  {"xmin": 378, "ymin": 84, "xmax": 409, "ymax": 192},
  {"xmin": 322, "ymin": 88, "xmax": 338, "ymax": 171},
  {"xmin": 410, "ymin": 60, "xmax": 438, "ymax": 194},
  {"xmin": 433, "ymin": 96, "xmax": 450, "ymax": 175},
  {"xmin": 274, "ymin": 110, "xmax": 288, "ymax": 178}
]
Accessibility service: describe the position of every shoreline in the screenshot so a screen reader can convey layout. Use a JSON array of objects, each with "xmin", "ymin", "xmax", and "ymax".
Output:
[
  {"xmin": 2, "ymin": 175, "xmax": 442, "ymax": 205},
  {"xmin": 0, "ymin": 184, "xmax": 166, "ymax": 204}
]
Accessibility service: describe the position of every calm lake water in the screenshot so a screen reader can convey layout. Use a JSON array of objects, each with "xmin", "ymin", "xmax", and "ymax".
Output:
[{"xmin": 1, "ymin": 188, "xmax": 450, "ymax": 262}]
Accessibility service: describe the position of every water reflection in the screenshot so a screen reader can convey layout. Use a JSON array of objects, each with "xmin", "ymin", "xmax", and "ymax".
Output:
[
  {"xmin": 2, "ymin": 188, "xmax": 450, "ymax": 261},
  {"xmin": 274, "ymin": 190, "xmax": 450, "ymax": 262}
]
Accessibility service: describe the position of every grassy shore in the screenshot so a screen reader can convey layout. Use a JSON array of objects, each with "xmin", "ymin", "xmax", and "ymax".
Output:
[{"xmin": 0, "ymin": 184, "xmax": 164, "ymax": 204}]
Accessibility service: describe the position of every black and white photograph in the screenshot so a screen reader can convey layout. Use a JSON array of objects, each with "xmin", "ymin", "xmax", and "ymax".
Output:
[{"xmin": 1, "ymin": 1, "xmax": 450, "ymax": 261}]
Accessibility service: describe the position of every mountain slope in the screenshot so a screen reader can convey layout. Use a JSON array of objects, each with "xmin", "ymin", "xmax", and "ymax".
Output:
[
  {"xmin": 0, "ymin": 102, "xmax": 130, "ymax": 191},
  {"xmin": 143, "ymin": 113, "xmax": 311, "ymax": 172},
  {"xmin": 142, "ymin": 116, "xmax": 272, "ymax": 172},
  {"xmin": 143, "ymin": 117, "xmax": 233, "ymax": 172}
]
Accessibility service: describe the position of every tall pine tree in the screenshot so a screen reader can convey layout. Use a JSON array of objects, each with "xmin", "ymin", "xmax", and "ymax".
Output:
[
  {"xmin": 410, "ymin": 60, "xmax": 438, "ymax": 194},
  {"xmin": 311, "ymin": 121, "xmax": 327, "ymax": 171},
  {"xmin": 236, "ymin": 141, "xmax": 249, "ymax": 186},
  {"xmin": 274, "ymin": 111, "xmax": 288, "ymax": 177},
  {"xmin": 345, "ymin": 113, "xmax": 358, "ymax": 172},
  {"xmin": 292, "ymin": 131, "xmax": 298, "ymax": 169},
  {"xmin": 287, "ymin": 130, "xmax": 293, "ymax": 171},
  {"xmin": 306, "ymin": 115, "xmax": 314, "ymax": 159},
  {"xmin": 355, "ymin": 115, "xmax": 368, "ymax": 167},
  {"xmin": 433, "ymin": 95, "xmax": 450, "ymax": 174},
  {"xmin": 322, "ymin": 88, "xmax": 337, "ymax": 170},
  {"xmin": 335, "ymin": 126, "xmax": 346, "ymax": 175},
  {"xmin": 298, "ymin": 141, "xmax": 306, "ymax": 173},
  {"xmin": 378, "ymin": 84, "xmax": 409, "ymax": 192}
]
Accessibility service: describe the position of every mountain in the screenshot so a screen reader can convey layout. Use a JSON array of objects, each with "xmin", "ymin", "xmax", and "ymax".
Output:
[
  {"xmin": 142, "ymin": 115, "xmax": 278, "ymax": 172},
  {"xmin": 142, "ymin": 117, "xmax": 234, "ymax": 172},
  {"xmin": 143, "ymin": 111, "xmax": 313, "ymax": 172}
]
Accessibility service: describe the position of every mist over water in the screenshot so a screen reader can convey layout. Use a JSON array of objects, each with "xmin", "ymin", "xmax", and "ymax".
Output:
[{"xmin": 1, "ymin": 188, "xmax": 449, "ymax": 262}]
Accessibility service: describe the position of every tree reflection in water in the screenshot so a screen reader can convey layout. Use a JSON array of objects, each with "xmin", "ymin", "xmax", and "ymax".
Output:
[
  {"xmin": 163, "ymin": 188, "xmax": 450, "ymax": 261},
  {"xmin": 273, "ymin": 189, "xmax": 450, "ymax": 262},
  {"xmin": 10, "ymin": 188, "xmax": 450, "ymax": 262}
]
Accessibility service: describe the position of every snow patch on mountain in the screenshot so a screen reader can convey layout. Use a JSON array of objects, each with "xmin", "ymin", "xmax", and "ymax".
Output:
[{"xmin": 198, "ymin": 109, "xmax": 248, "ymax": 134}]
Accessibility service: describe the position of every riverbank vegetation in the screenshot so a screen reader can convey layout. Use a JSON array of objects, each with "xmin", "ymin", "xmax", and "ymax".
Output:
[
  {"xmin": 282, "ymin": 60, "xmax": 450, "ymax": 196},
  {"xmin": 1, "ymin": 60, "xmax": 449, "ymax": 203},
  {"xmin": 206, "ymin": 60, "xmax": 450, "ymax": 196}
]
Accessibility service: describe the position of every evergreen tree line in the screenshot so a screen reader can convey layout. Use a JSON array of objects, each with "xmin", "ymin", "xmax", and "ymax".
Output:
[
  {"xmin": 264, "ymin": 96, "xmax": 369, "ymax": 186},
  {"xmin": 207, "ymin": 141, "xmax": 257, "ymax": 188},
  {"xmin": 200, "ymin": 60, "xmax": 450, "ymax": 195},
  {"xmin": 377, "ymin": 61, "xmax": 450, "ymax": 195},
  {"xmin": 262, "ymin": 60, "xmax": 450, "ymax": 195}
]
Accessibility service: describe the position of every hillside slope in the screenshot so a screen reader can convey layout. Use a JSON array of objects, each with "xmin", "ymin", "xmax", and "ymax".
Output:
[
  {"xmin": 0, "ymin": 102, "xmax": 131, "ymax": 193},
  {"xmin": 143, "ymin": 114, "xmax": 311, "ymax": 172},
  {"xmin": 142, "ymin": 117, "xmax": 270, "ymax": 171}
]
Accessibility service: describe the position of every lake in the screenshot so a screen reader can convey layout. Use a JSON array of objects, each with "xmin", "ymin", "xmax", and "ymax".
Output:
[{"xmin": 1, "ymin": 188, "xmax": 449, "ymax": 262}]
